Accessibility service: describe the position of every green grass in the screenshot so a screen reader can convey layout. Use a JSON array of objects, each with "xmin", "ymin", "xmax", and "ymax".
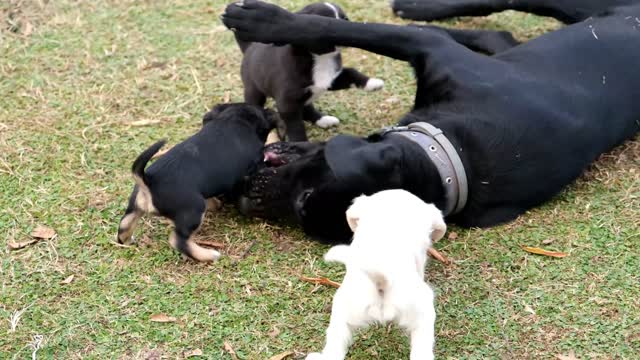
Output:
[{"xmin": 1, "ymin": 1, "xmax": 638, "ymax": 359}]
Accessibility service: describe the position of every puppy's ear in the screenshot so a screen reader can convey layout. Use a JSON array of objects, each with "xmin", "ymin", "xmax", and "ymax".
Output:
[
  {"xmin": 325, "ymin": 135, "xmax": 400, "ymax": 187},
  {"xmin": 428, "ymin": 205, "xmax": 447, "ymax": 242},
  {"xmin": 202, "ymin": 103, "xmax": 234, "ymax": 126},
  {"xmin": 345, "ymin": 194, "xmax": 368, "ymax": 232}
]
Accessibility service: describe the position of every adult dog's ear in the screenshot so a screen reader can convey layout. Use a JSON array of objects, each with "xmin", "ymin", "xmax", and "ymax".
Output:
[
  {"xmin": 325, "ymin": 135, "xmax": 401, "ymax": 186},
  {"xmin": 345, "ymin": 194, "xmax": 368, "ymax": 232},
  {"xmin": 427, "ymin": 204, "xmax": 447, "ymax": 242}
]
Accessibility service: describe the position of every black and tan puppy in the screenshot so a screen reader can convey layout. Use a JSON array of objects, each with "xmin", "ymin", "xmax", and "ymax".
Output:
[
  {"xmin": 117, "ymin": 103, "xmax": 277, "ymax": 261},
  {"xmin": 234, "ymin": 2, "xmax": 384, "ymax": 141}
]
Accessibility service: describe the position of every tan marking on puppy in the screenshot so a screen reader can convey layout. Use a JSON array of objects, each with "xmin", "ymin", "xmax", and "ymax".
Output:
[
  {"xmin": 117, "ymin": 211, "xmax": 142, "ymax": 244},
  {"xmin": 265, "ymin": 129, "xmax": 281, "ymax": 145},
  {"xmin": 169, "ymin": 232, "xmax": 221, "ymax": 262},
  {"xmin": 133, "ymin": 175, "xmax": 158, "ymax": 214},
  {"xmin": 206, "ymin": 197, "xmax": 222, "ymax": 211}
]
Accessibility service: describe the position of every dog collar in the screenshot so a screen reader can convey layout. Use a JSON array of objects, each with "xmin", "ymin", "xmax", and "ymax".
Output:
[{"xmin": 378, "ymin": 122, "xmax": 468, "ymax": 216}]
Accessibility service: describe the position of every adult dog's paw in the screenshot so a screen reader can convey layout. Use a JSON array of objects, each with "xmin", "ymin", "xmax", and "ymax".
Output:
[
  {"xmin": 221, "ymin": 0, "xmax": 295, "ymax": 44},
  {"xmin": 364, "ymin": 78, "xmax": 384, "ymax": 91}
]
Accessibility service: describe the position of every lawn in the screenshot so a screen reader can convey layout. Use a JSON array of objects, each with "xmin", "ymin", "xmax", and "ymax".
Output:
[{"xmin": 1, "ymin": 0, "xmax": 638, "ymax": 359}]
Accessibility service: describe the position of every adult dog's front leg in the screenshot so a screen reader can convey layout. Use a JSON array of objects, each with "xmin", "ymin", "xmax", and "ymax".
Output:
[
  {"xmin": 391, "ymin": 0, "xmax": 511, "ymax": 22},
  {"xmin": 329, "ymin": 68, "xmax": 385, "ymax": 91},
  {"xmin": 222, "ymin": 0, "xmax": 456, "ymax": 62},
  {"xmin": 412, "ymin": 25, "xmax": 520, "ymax": 54},
  {"xmin": 391, "ymin": 0, "xmax": 612, "ymax": 24}
]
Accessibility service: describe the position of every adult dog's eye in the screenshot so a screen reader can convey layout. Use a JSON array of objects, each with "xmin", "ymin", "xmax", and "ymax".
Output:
[
  {"xmin": 297, "ymin": 189, "xmax": 313, "ymax": 218},
  {"xmin": 301, "ymin": 189, "xmax": 313, "ymax": 202}
]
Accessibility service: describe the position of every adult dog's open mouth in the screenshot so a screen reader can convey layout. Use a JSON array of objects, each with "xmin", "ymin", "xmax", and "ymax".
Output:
[{"xmin": 239, "ymin": 141, "xmax": 324, "ymax": 220}]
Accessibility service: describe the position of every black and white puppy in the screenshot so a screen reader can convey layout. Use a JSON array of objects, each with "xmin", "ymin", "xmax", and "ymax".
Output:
[
  {"xmin": 233, "ymin": 2, "xmax": 384, "ymax": 141},
  {"xmin": 116, "ymin": 103, "xmax": 277, "ymax": 261}
]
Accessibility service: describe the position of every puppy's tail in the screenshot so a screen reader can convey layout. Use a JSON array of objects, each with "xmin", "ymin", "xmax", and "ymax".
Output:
[
  {"xmin": 325, "ymin": 245, "xmax": 390, "ymax": 296},
  {"xmin": 365, "ymin": 271, "xmax": 389, "ymax": 297},
  {"xmin": 324, "ymin": 245, "xmax": 351, "ymax": 265},
  {"xmin": 234, "ymin": 33, "xmax": 251, "ymax": 53},
  {"xmin": 132, "ymin": 140, "xmax": 166, "ymax": 189}
]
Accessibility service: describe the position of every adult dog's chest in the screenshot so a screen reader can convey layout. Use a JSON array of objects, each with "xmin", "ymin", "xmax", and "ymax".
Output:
[{"xmin": 307, "ymin": 50, "xmax": 342, "ymax": 104}]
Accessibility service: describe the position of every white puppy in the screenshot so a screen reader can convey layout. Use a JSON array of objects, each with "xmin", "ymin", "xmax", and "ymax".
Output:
[{"xmin": 306, "ymin": 189, "xmax": 446, "ymax": 360}]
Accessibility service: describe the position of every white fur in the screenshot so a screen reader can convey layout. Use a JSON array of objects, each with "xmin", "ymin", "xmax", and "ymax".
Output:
[
  {"xmin": 324, "ymin": 2, "xmax": 340, "ymax": 19},
  {"xmin": 364, "ymin": 78, "xmax": 385, "ymax": 91},
  {"xmin": 306, "ymin": 189, "xmax": 446, "ymax": 360},
  {"xmin": 307, "ymin": 50, "xmax": 342, "ymax": 105},
  {"xmin": 315, "ymin": 115, "xmax": 340, "ymax": 128}
]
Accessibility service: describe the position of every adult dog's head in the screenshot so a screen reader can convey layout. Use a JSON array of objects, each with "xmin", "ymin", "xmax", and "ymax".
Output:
[{"xmin": 239, "ymin": 134, "xmax": 446, "ymax": 242}]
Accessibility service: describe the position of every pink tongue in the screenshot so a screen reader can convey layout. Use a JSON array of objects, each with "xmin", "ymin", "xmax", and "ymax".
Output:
[{"xmin": 263, "ymin": 151, "xmax": 283, "ymax": 165}]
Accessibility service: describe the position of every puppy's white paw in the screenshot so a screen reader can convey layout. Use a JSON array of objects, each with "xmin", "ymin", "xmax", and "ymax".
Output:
[
  {"xmin": 315, "ymin": 116, "xmax": 340, "ymax": 129},
  {"xmin": 209, "ymin": 249, "xmax": 222, "ymax": 261},
  {"xmin": 364, "ymin": 78, "xmax": 384, "ymax": 92},
  {"xmin": 305, "ymin": 353, "xmax": 327, "ymax": 360}
]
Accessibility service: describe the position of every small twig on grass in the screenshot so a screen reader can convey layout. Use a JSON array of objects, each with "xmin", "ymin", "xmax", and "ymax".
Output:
[
  {"xmin": 428, "ymin": 248, "xmax": 450, "ymax": 265},
  {"xmin": 231, "ymin": 239, "xmax": 258, "ymax": 266},
  {"xmin": 300, "ymin": 276, "xmax": 341, "ymax": 288}
]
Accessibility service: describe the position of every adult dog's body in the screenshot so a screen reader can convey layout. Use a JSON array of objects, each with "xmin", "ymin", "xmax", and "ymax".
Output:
[
  {"xmin": 391, "ymin": 0, "xmax": 640, "ymax": 24},
  {"xmin": 223, "ymin": 1, "xmax": 640, "ymax": 242}
]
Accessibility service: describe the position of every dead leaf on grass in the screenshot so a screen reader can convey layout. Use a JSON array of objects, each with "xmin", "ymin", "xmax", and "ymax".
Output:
[
  {"xmin": 184, "ymin": 348, "xmax": 203, "ymax": 358},
  {"xmin": 8, "ymin": 239, "xmax": 39, "ymax": 250},
  {"xmin": 269, "ymin": 351, "xmax": 294, "ymax": 360},
  {"xmin": 31, "ymin": 225, "xmax": 56, "ymax": 239},
  {"xmin": 522, "ymin": 246, "xmax": 568, "ymax": 258},
  {"xmin": 523, "ymin": 302, "xmax": 536, "ymax": 315},
  {"xmin": 268, "ymin": 325, "xmax": 280, "ymax": 338},
  {"xmin": 300, "ymin": 276, "xmax": 341, "ymax": 288},
  {"xmin": 447, "ymin": 231, "xmax": 458, "ymax": 240},
  {"xmin": 60, "ymin": 275, "xmax": 74, "ymax": 285},
  {"xmin": 428, "ymin": 248, "xmax": 450, "ymax": 265},
  {"xmin": 223, "ymin": 91, "xmax": 230, "ymax": 103},
  {"xmin": 150, "ymin": 313, "xmax": 176, "ymax": 323},
  {"xmin": 223, "ymin": 341, "xmax": 238, "ymax": 360},
  {"xmin": 194, "ymin": 240, "xmax": 225, "ymax": 249},
  {"xmin": 131, "ymin": 119, "xmax": 161, "ymax": 127},
  {"xmin": 556, "ymin": 350, "xmax": 580, "ymax": 360},
  {"xmin": 542, "ymin": 238, "xmax": 555, "ymax": 245},
  {"xmin": 22, "ymin": 22, "xmax": 33, "ymax": 37}
]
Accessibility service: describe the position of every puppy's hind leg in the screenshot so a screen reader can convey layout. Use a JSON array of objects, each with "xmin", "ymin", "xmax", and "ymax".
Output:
[
  {"xmin": 117, "ymin": 187, "xmax": 143, "ymax": 244},
  {"xmin": 306, "ymin": 293, "xmax": 354, "ymax": 360},
  {"xmin": 169, "ymin": 200, "xmax": 220, "ymax": 262},
  {"xmin": 406, "ymin": 285, "xmax": 436, "ymax": 360}
]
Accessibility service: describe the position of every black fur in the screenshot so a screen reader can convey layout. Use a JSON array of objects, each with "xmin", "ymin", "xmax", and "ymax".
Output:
[
  {"xmin": 234, "ymin": 2, "xmax": 380, "ymax": 141},
  {"xmin": 117, "ymin": 103, "xmax": 277, "ymax": 260},
  {"xmin": 223, "ymin": 1, "xmax": 640, "ymax": 243},
  {"xmin": 391, "ymin": 0, "xmax": 639, "ymax": 24}
]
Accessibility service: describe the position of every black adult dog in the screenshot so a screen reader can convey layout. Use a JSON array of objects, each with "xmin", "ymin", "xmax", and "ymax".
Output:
[
  {"xmin": 391, "ymin": 0, "xmax": 640, "ymax": 24},
  {"xmin": 222, "ymin": 1, "xmax": 640, "ymax": 243}
]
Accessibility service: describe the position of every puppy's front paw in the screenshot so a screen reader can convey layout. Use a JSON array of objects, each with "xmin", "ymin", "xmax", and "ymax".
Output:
[
  {"xmin": 364, "ymin": 78, "xmax": 384, "ymax": 92},
  {"xmin": 305, "ymin": 352, "xmax": 327, "ymax": 360},
  {"xmin": 315, "ymin": 116, "xmax": 340, "ymax": 129}
]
